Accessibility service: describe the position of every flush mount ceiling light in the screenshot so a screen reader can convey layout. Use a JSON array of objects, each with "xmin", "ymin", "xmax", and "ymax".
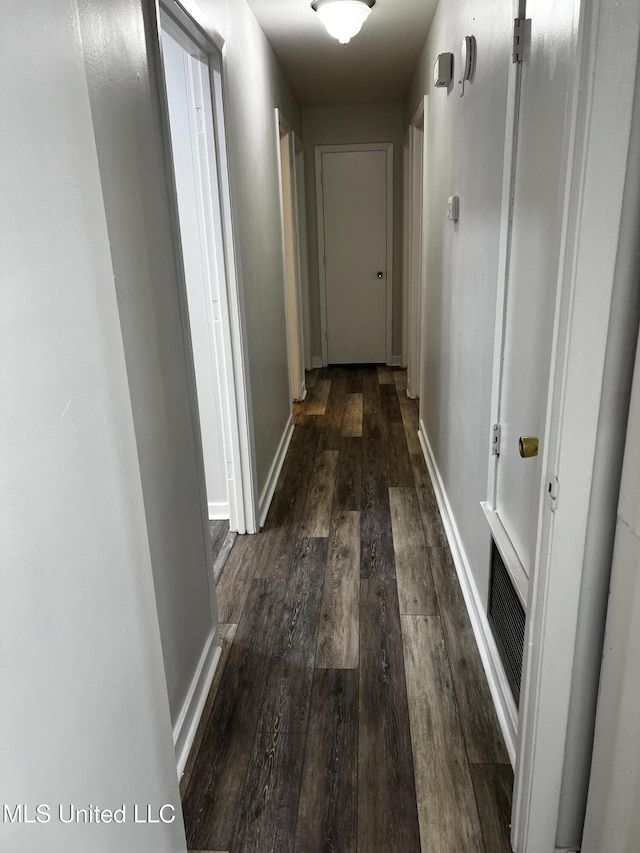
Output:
[{"xmin": 311, "ymin": 0, "xmax": 375, "ymax": 45}]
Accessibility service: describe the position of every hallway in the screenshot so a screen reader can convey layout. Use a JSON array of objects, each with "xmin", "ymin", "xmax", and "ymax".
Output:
[{"xmin": 181, "ymin": 366, "xmax": 512, "ymax": 853}]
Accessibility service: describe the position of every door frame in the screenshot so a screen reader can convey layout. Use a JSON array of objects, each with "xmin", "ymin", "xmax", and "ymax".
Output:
[
  {"xmin": 315, "ymin": 142, "xmax": 393, "ymax": 367},
  {"xmin": 406, "ymin": 97, "xmax": 428, "ymax": 399},
  {"xmin": 481, "ymin": 0, "xmax": 640, "ymax": 850},
  {"xmin": 275, "ymin": 110, "xmax": 307, "ymax": 402},
  {"xmin": 295, "ymin": 135, "xmax": 313, "ymax": 372},
  {"xmin": 153, "ymin": 0, "xmax": 258, "ymax": 534}
]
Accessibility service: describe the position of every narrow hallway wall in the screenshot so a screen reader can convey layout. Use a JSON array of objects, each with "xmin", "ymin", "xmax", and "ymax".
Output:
[
  {"xmin": 302, "ymin": 103, "xmax": 405, "ymax": 364},
  {"xmin": 196, "ymin": 0, "xmax": 303, "ymax": 509},
  {"xmin": 77, "ymin": 0, "xmax": 217, "ymax": 744},
  {"xmin": 405, "ymin": 0, "xmax": 512, "ymax": 606}
]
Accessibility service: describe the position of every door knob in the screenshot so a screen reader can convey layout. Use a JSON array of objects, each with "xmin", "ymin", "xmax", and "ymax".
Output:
[
  {"xmin": 377, "ymin": 271, "xmax": 384, "ymax": 278},
  {"xmin": 519, "ymin": 436, "xmax": 539, "ymax": 458}
]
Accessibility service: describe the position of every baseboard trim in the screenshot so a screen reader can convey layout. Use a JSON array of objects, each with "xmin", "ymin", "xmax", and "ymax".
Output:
[
  {"xmin": 391, "ymin": 354, "xmax": 402, "ymax": 367},
  {"xmin": 208, "ymin": 501, "xmax": 229, "ymax": 520},
  {"xmin": 419, "ymin": 420, "xmax": 518, "ymax": 766},
  {"xmin": 311, "ymin": 356, "xmax": 323, "ymax": 369},
  {"xmin": 258, "ymin": 414, "xmax": 294, "ymax": 529},
  {"xmin": 174, "ymin": 627, "xmax": 222, "ymax": 778}
]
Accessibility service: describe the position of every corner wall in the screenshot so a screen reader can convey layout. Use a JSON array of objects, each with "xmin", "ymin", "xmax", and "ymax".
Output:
[
  {"xmin": 302, "ymin": 103, "xmax": 405, "ymax": 364},
  {"xmin": 406, "ymin": 0, "xmax": 512, "ymax": 606}
]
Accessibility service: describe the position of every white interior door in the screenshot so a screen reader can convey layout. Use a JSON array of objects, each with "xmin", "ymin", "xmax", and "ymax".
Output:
[
  {"xmin": 162, "ymin": 25, "xmax": 229, "ymax": 520},
  {"xmin": 319, "ymin": 146, "xmax": 391, "ymax": 364},
  {"xmin": 494, "ymin": 2, "xmax": 575, "ymax": 579}
]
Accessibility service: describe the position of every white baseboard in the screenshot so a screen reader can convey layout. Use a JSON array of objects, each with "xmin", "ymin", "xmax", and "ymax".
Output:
[
  {"xmin": 418, "ymin": 420, "xmax": 518, "ymax": 766},
  {"xmin": 311, "ymin": 356, "xmax": 323, "ymax": 369},
  {"xmin": 391, "ymin": 354, "xmax": 402, "ymax": 367},
  {"xmin": 174, "ymin": 627, "xmax": 222, "ymax": 778},
  {"xmin": 258, "ymin": 414, "xmax": 294, "ymax": 529},
  {"xmin": 208, "ymin": 501, "xmax": 229, "ymax": 520}
]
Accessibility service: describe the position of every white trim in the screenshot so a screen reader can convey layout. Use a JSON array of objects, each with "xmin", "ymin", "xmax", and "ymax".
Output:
[
  {"xmin": 391, "ymin": 355, "xmax": 402, "ymax": 367},
  {"xmin": 402, "ymin": 133, "xmax": 410, "ymax": 369},
  {"xmin": 174, "ymin": 628, "xmax": 222, "ymax": 778},
  {"xmin": 294, "ymin": 137, "xmax": 313, "ymax": 372},
  {"xmin": 419, "ymin": 421, "xmax": 518, "ymax": 766},
  {"xmin": 156, "ymin": 0, "xmax": 257, "ymax": 536},
  {"xmin": 275, "ymin": 112, "xmax": 306, "ymax": 403},
  {"xmin": 258, "ymin": 415, "xmax": 294, "ymax": 528},
  {"xmin": 314, "ymin": 142, "xmax": 394, "ymax": 366},
  {"xmin": 208, "ymin": 501, "xmax": 229, "ymax": 520},
  {"xmin": 311, "ymin": 356, "xmax": 323, "ymax": 369},
  {"xmin": 406, "ymin": 98, "xmax": 428, "ymax": 399},
  {"xmin": 481, "ymin": 502, "xmax": 528, "ymax": 610}
]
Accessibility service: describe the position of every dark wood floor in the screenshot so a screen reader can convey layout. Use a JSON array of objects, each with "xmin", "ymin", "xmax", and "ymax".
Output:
[{"xmin": 182, "ymin": 366, "xmax": 513, "ymax": 853}]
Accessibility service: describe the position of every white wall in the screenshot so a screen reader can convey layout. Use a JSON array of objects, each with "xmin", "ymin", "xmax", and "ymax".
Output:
[
  {"xmin": 197, "ymin": 0, "xmax": 303, "ymax": 500},
  {"xmin": 77, "ymin": 0, "xmax": 217, "ymax": 739},
  {"xmin": 302, "ymin": 103, "xmax": 405, "ymax": 363},
  {"xmin": 405, "ymin": 0, "xmax": 512, "ymax": 605},
  {"xmin": 582, "ymin": 337, "xmax": 640, "ymax": 852},
  {"xmin": 0, "ymin": 1, "xmax": 185, "ymax": 850}
]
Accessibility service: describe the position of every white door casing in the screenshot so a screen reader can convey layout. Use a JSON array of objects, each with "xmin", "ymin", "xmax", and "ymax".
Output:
[
  {"xmin": 295, "ymin": 138, "xmax": 313, "ymax": 371},
  {"xmin": 162, "ymin": 27, "xmax": 229, "ymax": 521},
  {"xmin": 316, "ymin": 143, "xmax": 393, "ymax": 366},
  {"xmin": 276, "ymin": 112, "xmax": 306, "ymax": 402},
  {"xmin": 158, "ymin": 4, "xmax": 255, "ymax": 533},
  {"xmin": 407, "ymin": 98, "xmax": 428, "ymax": 400}
]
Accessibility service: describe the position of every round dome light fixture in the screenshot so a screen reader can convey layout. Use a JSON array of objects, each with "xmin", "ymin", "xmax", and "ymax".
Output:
[{"xmin": 311, "ymin": 0, "xmax": 375, "ymax": 45}]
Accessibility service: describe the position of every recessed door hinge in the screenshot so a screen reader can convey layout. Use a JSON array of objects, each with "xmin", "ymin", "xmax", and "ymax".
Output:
[
  {"xmin": 491, "ymin": 423, "xmax": 501, "ymax": 456},
  {"xmin": 512, "ymin": 17, "xmax": 529, "ymax": 63},
  {"xmin": 547, "ymin": 475, "xmax": 559, "ymax": 511}
]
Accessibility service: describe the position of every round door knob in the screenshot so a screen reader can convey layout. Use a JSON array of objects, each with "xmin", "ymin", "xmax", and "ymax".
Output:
[
  {"xmin": 519, "ymin": 436, "xmax": 539, "ymax": 458},
  {"xmin": 377, "ymin": 271, "xmax": 384, "ymax": 278}
]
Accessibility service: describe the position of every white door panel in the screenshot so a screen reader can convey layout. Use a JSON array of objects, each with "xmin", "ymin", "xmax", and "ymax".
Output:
[
  {"xmin": 322, "ymin": 149, "xmax": 388, "ymax": 364},
  {"xmin": 496, "ymin": 1, "xmax": 575, "ymax": 576}
]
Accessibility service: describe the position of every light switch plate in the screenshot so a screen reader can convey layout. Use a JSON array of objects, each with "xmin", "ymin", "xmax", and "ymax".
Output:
[{"xmin": 447, "ymin": 195, "xmax": 459, "ymax": 221}]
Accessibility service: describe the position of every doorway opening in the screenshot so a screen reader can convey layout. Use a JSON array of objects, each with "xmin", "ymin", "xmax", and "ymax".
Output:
[{"xmin": 158, "ymin": 4, "xmax": 255, "ymax": 533}]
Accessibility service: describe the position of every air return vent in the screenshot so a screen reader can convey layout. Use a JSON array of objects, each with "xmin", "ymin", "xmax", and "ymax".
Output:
[{"xmin": 488, "ymin": 539, "xmax": 526, "ymax": 707}]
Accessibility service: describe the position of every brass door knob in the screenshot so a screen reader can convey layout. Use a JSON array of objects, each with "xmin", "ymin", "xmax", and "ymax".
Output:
[{"xmin": 519, "ymin": 436, "xmax": 539, "ymax": 458}]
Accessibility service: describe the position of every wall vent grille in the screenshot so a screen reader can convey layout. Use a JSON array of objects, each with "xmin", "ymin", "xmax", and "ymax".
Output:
[{"xmin": 488, "ymin": 539, "xmax": 526, "ymax": 707}]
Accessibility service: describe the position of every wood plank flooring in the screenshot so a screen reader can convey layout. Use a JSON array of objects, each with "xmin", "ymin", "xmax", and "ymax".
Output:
[{"xmin": 182, "ymin": 366, "xmax": 513, "ymax": 853}]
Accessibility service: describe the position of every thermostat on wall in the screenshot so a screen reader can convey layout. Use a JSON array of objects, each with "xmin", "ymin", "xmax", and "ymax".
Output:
[
  {"xmin": 447, "ymin": 195, "xmax": 459, "ymax": 222},
  {"xmin": 433, "ymin": 52, "xmax": 453, "ymax": 87}
]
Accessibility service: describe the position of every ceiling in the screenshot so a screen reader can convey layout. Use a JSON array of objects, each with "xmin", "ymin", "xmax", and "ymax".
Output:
[{"xmin": 245, "ymin": 0, "xmax": 438, "ymax": 105}]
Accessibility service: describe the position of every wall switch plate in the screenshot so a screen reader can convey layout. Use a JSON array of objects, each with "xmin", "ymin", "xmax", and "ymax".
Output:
[{"xmin": 447, "ymin": 195, "xmax": 459, "ymax": 221}]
